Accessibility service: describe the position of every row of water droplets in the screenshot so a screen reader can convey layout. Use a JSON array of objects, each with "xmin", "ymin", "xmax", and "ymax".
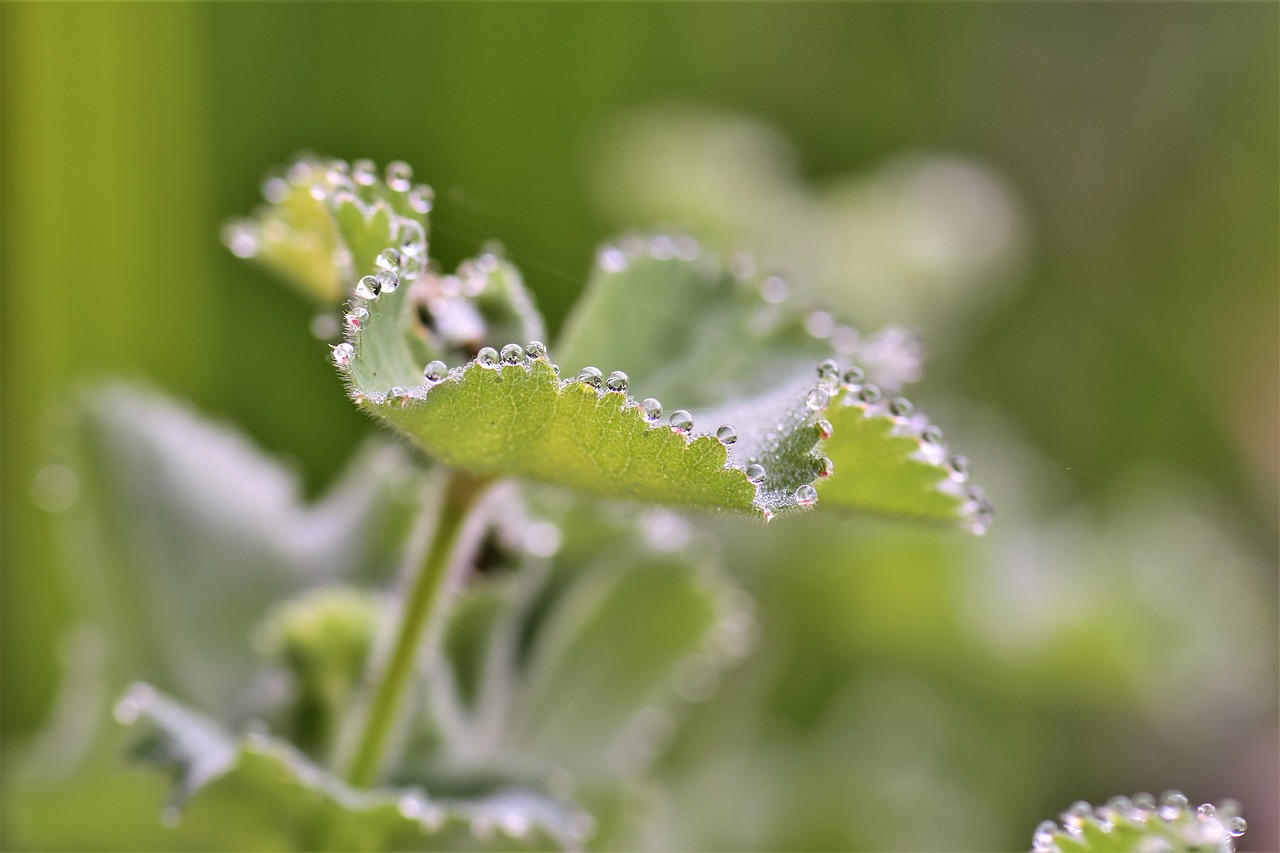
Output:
[
  {"xmin": 596, "ymin": 234, "xmax": 922, "ymax": 392},
  {"xmin": 810, "ymin": 356, "xmax": 993, "ymax": 534},
  {"xmin": 1032, "ymin": 792, "xmax": 1246, "ymax": 853},
  {"xmin": 326, "ymin": 161, "xmax": 434, "ymax": 381}
]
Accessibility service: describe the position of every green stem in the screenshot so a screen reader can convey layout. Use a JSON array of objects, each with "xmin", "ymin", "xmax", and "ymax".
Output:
[{"xmin": 341, "ymin": 469, "xmax": 489, "ymax": 788}]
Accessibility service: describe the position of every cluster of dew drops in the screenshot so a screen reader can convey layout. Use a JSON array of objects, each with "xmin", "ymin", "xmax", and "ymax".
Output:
[
  {"xmin": 1032, "ymin": 792, "xmax": 1246, "ymax": 853},
  {"xmin": 322, "ymin": 160, "xmax": 434, "ymax": 374},
  {"xmin": 225, "ymin": 157, "xmax": 433, "ymax": 274}
]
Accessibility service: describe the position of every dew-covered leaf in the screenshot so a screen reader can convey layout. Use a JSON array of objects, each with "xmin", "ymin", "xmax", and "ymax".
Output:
[
  {"xmin": 223, "ymin": 156, "xmax": 433, "ymax": 305},
  {"xmin": 1031, "ymin": 793, "xmax": 1248, "ymax": 853},
  {"xmin": 228, "ymin": 155, "xmax": 991, "ymax": 525},
  {"xmin": 54, "ymin": 383, "xmax": 425, "ymax": 724},
  {"xmin": 113, "ymin": 683, "xmax": 596, "ymax": 851},
  {"xmin": 554, "ymin": 242, "xmax": 988, "ymax": 526}
]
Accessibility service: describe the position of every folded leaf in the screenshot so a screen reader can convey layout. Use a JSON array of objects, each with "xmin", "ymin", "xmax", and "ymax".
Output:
[{"xmin": 115, "ymin": 683, "xmax": 597, "ymax": 851}]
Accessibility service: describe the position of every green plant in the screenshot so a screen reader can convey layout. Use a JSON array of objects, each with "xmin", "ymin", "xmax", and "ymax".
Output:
[{"xmin": 12, "ymin": 155, "xmax": 1250, "ymax": 852}]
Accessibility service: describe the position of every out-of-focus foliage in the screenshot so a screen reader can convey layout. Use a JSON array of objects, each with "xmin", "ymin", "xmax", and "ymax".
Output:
[{"xmin": 3, "ymin": 3, "xmax": 1276, "ymax": 851}]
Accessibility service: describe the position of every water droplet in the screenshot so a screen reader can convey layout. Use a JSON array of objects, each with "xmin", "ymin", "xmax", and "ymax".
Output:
[
  {"xmin": 642, "ymin": 398, "xmax": 662, "ymax": 421},
  {"xmin": 344, "ymin": 306, "xmax": 369, "ymax": 332},
  {"xmin": 385, "ymin": 161, "xmax": 413, "ymax": 192},
  {"xmin": 388, "ymin": 386, "xmax": 410, "ymax": 406},
  {"xmin": 857, "ymin": 384, "xmax": 882, "ymax": 404},
  {"xmin": 806, "ymin": 388, "xmax": 830, "ymax": 411},
  {"xmin": 408, "ymin": 184, "xmax": 434, "ymax": 214},
  {"xmin": 889, "ymin": 397, "xmax": 913, "ymax": 419},
  {"xmin": 477, "ymin": 347, "xmax": 499, "ymax": 367},
  {"xmin": 332, "ymin": 342, "xmax": 354, "ymax": 369},
  {"xmin": 501, "ymin": 343, "xmax": 525, "ymax": 365},
  {"xmin": 524, "ymin": 521, "xmax": 563, "ymax": 558},
  {"xmin": 805, "ymin": 310, "xmax": 835, "ymax": 339},
  {"xmin": 577, "ymin": 366, "xmax": 603, "ymax": 388},
  {"xmin": 816, "ymin": 456, "xmax": 834, "ymax": 478},
  {"xmin": 760, "ymin": 275, "xmax": 788, "ymax": 303},
  {"xmin": 648, "ymin": 234, "xmax": 676, "ymax": 260},
  {"xmin": 605, "ymin": 370, "xmax": 629, "ymax": 393},
  {"xmin": 424, "ymin": 360, "xmax": 448, "ymax": 382},
  {"xmin": 376, "ymin": 248, "xmax": 401, "ymax": 272},
  {"xmin": 326, "ymin": 159, "xmax": 350, "ymax": 179},
  {"xmin": 674, "ymin": 234, "xmax": 700, "ymax": 260},
  {"xmin": 355, "ymin": 275, "xmax": 380, "ymax": 300},
  {"xmin": 948, "ymin": 455, "xmax": 971, "ymax": 482},
  {"xmin": 1196, "ymin": 804, "xmax": 1217, "ymax": 820},
  {"xmin": 352, "ymin": 159, "xmax": 377, "ymax": 186},
  {"xmin": 261, "ymin": 175, "xmax": 289, "ymax": 204},
  {"xmin": 745, "ymin": 464, "xmax": 766, "ymax": 483},
  {"xmin": 794, "ymin": 484, "xmax": 818, "ymax": 506},
  {"xmin": 842, "ymin": 366, "xmax": 865, "ymax": 388},
  {"xmin": 309, "ymin": 183, "xmax": 329, "ymax": 201},
  {"xmin": 815, "ymin": 419, "xmax": 833, "ymax": 440},
  {"xmin": 1159, "ymin": 791, "xmax": 1188, "ymax": 821},
  {"xmin": 286, "ymin": 160, "xmax": 313, "ymax": 186},
  {"xmin": 1032, "ymin": 820, "xmax": 1057, "ymax": 848},
  {"xmin": 500, "ymin": 811, "xmax": 531, "ymax": 839},
  {"xmin": 716, "ymin": 425, "xmax": 738, "ymax": 444},
  {"xmin": 598, "ymin": 245, "xmax": 628, "ymax": 273},
  {"xmin": 525, "ymin": 340, "xmax": 547, "ymax": 360},
  {"xmin": 816, "ymin": 359, "xmax": 840, "ymax": 380},
  {"xmin": 222, "ymin": 221, "xmax": 260, "ymax": 258},
  {"xmin": 921, "ymin": 426, "xmax": 944, "ymax": 445},
  {"xmin": 1227, "ymin": 816, "xmax": 1247, "ymax": 837},
  {"xmin": 376, "ymin": 269, "xmax": 399, "ymax": 294},
  {"xmin": 398, "ymin": 795, "xmax": 425, "ymax": 819},
  {"xmin": 669, "ymin": 410, "xmax": 693, "ymax": 432},
  {"xmin": 310, "ymin": 313, "xmax": 339, "ymax": 340},
  {"xmin": 399, "ymin": 218, "xmax": 427, "ymax": 253}
]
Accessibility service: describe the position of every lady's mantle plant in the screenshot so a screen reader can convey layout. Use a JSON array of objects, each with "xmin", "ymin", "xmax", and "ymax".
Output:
[{"xmin": 27, "ymin": 156, "xmax": 1245, "ymax": 852}]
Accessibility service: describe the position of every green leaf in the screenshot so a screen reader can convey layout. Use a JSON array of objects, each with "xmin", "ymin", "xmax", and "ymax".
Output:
[
  {"xmin": 224, "ymin": 155, "xmax": 989, "ymax": 526},
  {"xmin": 555, "ymin": 242, "xmax": 987, "ymax": 526},
  {"xmin": 58, "ymin": 383, "xmax": 425, "ymax": 723},
  {"xmin": 114, "ymin": 683, "xmax": 597, "ymax": 851},
  {"xmin": 1032, "ymin": 793, "xmax": 1248, "ymax": 853}
]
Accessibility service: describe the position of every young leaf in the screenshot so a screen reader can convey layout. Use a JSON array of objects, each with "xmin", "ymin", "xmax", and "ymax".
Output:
[
  {"xmin": 1031, "ymin": 793, "xmax": 1247, "ymax": 853},
  {"xmin": 223, "ymin": 156, "xmax": 432, "ymax": 305}
]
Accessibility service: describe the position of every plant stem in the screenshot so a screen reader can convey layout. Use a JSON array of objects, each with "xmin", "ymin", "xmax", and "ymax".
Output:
[{"xmin": 341, "ymin": 469, "xmax": 489, "ymax": 788}]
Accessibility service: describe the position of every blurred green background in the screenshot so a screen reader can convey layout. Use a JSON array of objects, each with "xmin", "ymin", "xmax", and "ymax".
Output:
[{"xmin": 2, "ymin": 3, "xmax": 1276, "ymax": 850}]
